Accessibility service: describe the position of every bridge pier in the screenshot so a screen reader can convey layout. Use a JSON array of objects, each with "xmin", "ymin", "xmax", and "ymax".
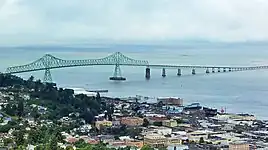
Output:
[
  {"xmin": 212, "ymin": 68, "xmax": 215, "ymax": 73},
  {"xmin": 229, "ymin": 68, "xmax": 232, "ymax": 72},
  {"xmin": 218, "ymin": 68, "xmax": 221, "ymax": 72},
  {"xmin": 192, "ymin": 69, "xmax": 196, "ymax": 75},
  {"xmin": 206, "ymin": 68, "xmax": 210, "ymax": 73},
  {"xmin": 223, "ymin": 68, "xmax": 226, "ymax": 72},
  {"xmin": 177, "ymin": 69, "xmax": 181, "ymax": 76},
  {"xmin": 145, "ymin": 68, "xmax": 151, "ymax": 79},
  {"xmin": 162, "ymin": 68, "xmax": 166, "ymax": 77},
  {"xmin": 44, "ymin": 69, "xmax": 52, "ymax": 83},
  {"xmin": 110, "ymin": 64, "xmax": 126, "ymax": 81}
]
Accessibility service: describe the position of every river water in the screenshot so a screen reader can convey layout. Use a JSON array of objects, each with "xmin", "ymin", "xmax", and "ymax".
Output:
[{"xmin": 1, "ymin": 43, "xmax": 268, "ymax": 119}]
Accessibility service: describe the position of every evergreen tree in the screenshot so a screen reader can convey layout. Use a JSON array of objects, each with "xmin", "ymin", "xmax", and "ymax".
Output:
[
  {"xmin": 96, "ymin": 92, "xmax": 101, "ymax": 102},
  {"xmin": 14, "ymin": 130, "xmax": 25, "ymax": 146},
  {"xmin": 17, "ymin": 99, "xmax": 24, "ymax": 117},
  {"xmin": 49, "ymin": 135, "xmax": 58, "ymax": 150},
  {"xmin": 199, "ymin": 137, "xmax": 205, "ymax": 144},
  {"xmin": 143, "ymin": 118, "xmax": 149, "ymax": 127}
]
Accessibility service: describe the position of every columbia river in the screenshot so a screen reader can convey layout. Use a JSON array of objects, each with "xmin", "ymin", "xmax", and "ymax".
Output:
[{"xmin": 1, "ymin": 43, "xmax": 268, "ymax": 119}]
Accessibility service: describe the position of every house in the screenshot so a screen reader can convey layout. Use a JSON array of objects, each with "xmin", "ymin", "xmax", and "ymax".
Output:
[
  {"xmin": 112, "ymin": 119, "xmax": 121, "ymax": 126},
  {"xmin": 163, "ymin": 119, "xmax": 178, "ymax": 128},
  {"xmin": 98, "ymin": 135, "xmax": 115, "ymax": 143},
  {"xmin": 87, "ymin": 139, "xmax": 99, "ymax": 145},
  {"xmin": 95, "ymin": 120, "xmax": 113, "ymax": 130},
  {"xmin": 66, "ymin": 137, "xmax": 78, "ymax": 144},
  {"xmin": 77, "ymin": 124, "xmax": 92, "ymax": 133},
  {"xmin": 120, "ymin": 117, "xmax": 144, "ymax": 126}
]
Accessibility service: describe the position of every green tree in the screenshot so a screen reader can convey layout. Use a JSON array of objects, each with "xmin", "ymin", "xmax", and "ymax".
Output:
[
  {"xmin": 0, "ymin": 124, "xmax": 12, "ymax": 133},
  {"xmin": 3, "ymin": 138, "xmax": 13, "ymax": 146},
  {"xmin": 141, "ymin": 145, "xmax": 154, "ymax": 150},
  {"xmin": 4, "ymin": 104, "xmax": 15, "ymax": 116},
  {"xmin": 143, "ymin": 118, "xmax": 149, "ymax": 127},
  {"xmin": 66, "ymin": 146, "xmax": 74, "ymax": 150},
  {"xmin": 199, "ymin": 137, "xmax": 205, "ymax": 144},
  {"xmin": 83, "ymin": 110, "xmax": 94, "ymax": 123},
  {"xmin": 127, "ymin": 127, "xmax": 142, "ymax": 138},
  {"xmin": 153, "ymin": 121, "xmax": 162, "ymax": 126},
  {"xmin": 14, "ymin": 130, "xmax": 25, "ymax": 146},
  {"xmin": 96, "ymin": 92, "xmax": 101, "ymax": 102},
  {"xmin": 77, "ymin": 145, "xmax": 93, "ymax": 150},
  {"xmin": 17, "ymin": 145, "xmax": 26, "ymax": 150},
  {"xmin": 17, "ymin": 99, "xmax": 24, "ymax": 117},
  {"xmin": 49, "ymin": 135, "xmax": 58, "ymax": 150}
]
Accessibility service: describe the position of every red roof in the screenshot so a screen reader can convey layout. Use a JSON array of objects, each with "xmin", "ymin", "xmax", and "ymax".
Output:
[{"xmin": 67, "ymin": 137, "xmax": 78, "ymax": 144}]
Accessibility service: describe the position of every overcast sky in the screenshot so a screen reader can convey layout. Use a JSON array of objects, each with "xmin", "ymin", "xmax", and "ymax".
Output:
[{"xmin": 0, "ymin": 0, "xmax": 268, "ymax": 45}]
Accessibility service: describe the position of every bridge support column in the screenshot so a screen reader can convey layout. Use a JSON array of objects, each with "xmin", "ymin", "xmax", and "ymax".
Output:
[
  {"xmin": 162, "ymin": 68, "xmax": 166, "ymax": 77},
  {"xmin": 218, "ymin": 68, "xmax": 221, "ymax": 72},
  {"xmin": 206, "ymin": 68, "xmax": 210, "ymax": 73},
  {"xmin": 44, "ymin": 69, "xmax": 52, "ymax": 83},
  {"xmin": 192, "ymin": 69, "xmax": 196, "ymax": 75},
  {"xmin": 177, "ymin": 69, "xmax": 181, "ymax": 76},
  {"xmin": 212, "ymin": 68, "xmax": 215, "ymax": 73},
  {"xmin": 145, "ymin": 67, "xmax": 151, "ymax": 79},
  {"xmin": 110, "ymin": 64, "xmax": 126, "ymax": 81},
  {"xmin": 229, "ymin": 68, "xmax": 232, "ymax": 72},
  {"xmin": 223, "ymin": 68, "xmax": 226, "ymax": 72}
]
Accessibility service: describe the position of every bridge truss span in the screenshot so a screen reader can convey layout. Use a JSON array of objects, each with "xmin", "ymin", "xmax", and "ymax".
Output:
[
  {"xmin": 6, "ymin": 52, "xmax": 149, "ymax": 74},
  {"xmin": 5, "ymin": 52, "xmax": 149, "ymax": 82}
]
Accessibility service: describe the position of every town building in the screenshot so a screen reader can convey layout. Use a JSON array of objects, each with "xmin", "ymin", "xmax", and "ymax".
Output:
[
  {"xmin": 157, "ymin": 97, "xmax": 183, "ymax": 106},
  {"xmin": 163, "ymin": 119, "xmax": 178, "ymax": 128},
  {"xmin": 125, "ymin": 141, "xmax": 143, "ymax": 149},
  {"xmin": 147, "ymin": 116, "xmax": 167, "ymax": 124},
  {"xmin": 162, "ymin": 106, "xmax": 183, "ymax": 114},
  {"xmin": 112, "ymin": 119, "xmax": 121, "ymax": 126},
  {"xmin": 144, "ymin": 134, "xmax": 168, "ymax": 148},
  {"xmin": 95, "ymin": 120, "xmax": 113, "ymax": 130},
  {"xmin": 229, "ymin": 142, "xmax": 250, "ymax": 150},
  {"xmin": 120, "ymin": 117, "xmax": 143, "ymax": 126},
  {"xmin": 155, "ymin": 127, "xmax": 172, "ymax": 136},
  {"xmin": 167, "ymin": 136, "xmax": 182, "ymax": 145},
  {"xmin": 187, "ymin": 130, "xmax": 213, "ymax": 142},
  {"xmin": 142, "ymin": 126, "xmax": 172, "ymax": 136}
]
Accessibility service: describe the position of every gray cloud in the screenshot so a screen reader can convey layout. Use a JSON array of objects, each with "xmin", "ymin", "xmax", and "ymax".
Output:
[{"xmin": 0, "ymin": 0, "xmax": 268, "ymax": 45}]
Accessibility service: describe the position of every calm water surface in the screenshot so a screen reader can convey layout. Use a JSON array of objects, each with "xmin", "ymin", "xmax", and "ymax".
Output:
[{"xmin": 1, "ymin": 44, "xmax": 268, "ymax": 119}]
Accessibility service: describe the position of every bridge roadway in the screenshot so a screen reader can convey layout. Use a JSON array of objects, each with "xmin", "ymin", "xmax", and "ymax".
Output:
[
  {"xmin": 4, "ymin": 52, "xmax": 268, "ymax": 82},
  {"xmin": 149, "ymin": 64, "xmax": 268, "ymax": 70}
]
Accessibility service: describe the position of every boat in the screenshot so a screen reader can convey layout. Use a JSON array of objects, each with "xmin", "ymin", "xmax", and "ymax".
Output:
[{"xmin": 87, "ymin": 90, "xmax": 108, "ymax": 93}]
